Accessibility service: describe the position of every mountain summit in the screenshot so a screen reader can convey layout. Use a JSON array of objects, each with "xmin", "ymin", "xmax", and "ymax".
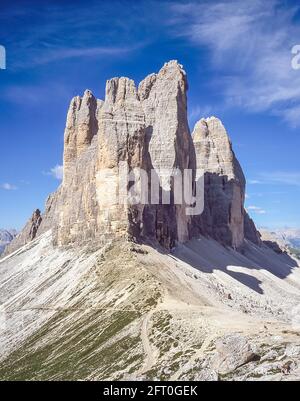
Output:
[
  {"xmin": 5, "ymin": 61, "xmax": 260, "ymax": 255},
  {"xmin": 1, "ymin": 62, "xmax": 300, "ymax": 381}
]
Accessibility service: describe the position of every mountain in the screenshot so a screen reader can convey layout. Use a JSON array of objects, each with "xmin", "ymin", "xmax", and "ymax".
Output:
[
  {"xmin": 1, "ymin": 61, "xmax": 300, "ymax": 381},
  {"xmin": 270, "ymin": 228, "xmax": 300, "ymax": 249},
  {"xmin": 1, "ymin": 231, "xmax": 300, "ymax": 381},
  {"xmin": 260, "ymin": 228, "xmax": 300, "ymax": 257},
  {"xmin": 0, "ymin": 229, "xmax": 17, "ymax": 255},
  {"xmin": 4, "ymin": 61, "xmax": 260, "ymax": 256}
]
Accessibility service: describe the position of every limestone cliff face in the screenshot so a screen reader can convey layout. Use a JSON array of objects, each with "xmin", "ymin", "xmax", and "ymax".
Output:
[
  {"xmin": 192, "ymin": 117, "xmax": 245, "ymax": 249},
  {"xmin": 94, "ymin": 61, "xmax": 196, "ymax": 247},
  {"xmin": 5, "ymin": 61, "xmax": 263, "ymax": 254},
  {"xmin": 96, "ymin": 76, "xmax": 146, "ymax": 243},
  {"xmin": 52, "ymin": 89, "xmax": 102, "ymax": 247},
  {"xmin": 244, "ymin": 212, "xmax": 262, "ymax": 246},
  {"xmin": 138, "ymin": 61, "xmax": 196, "ymax": 246},
  {"xmin": 3, "ymin": 209, "xmax": 42, "ymax": 255},
  {"xmin": 63, "ymin": 90, "xmax": 100, "ymax": 184}
]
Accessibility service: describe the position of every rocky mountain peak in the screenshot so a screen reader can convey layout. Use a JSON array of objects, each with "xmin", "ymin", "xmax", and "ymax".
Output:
[
  {"xmin": 0, "ymin": 229, "xmax": 17, "ymax": 254},
  {"xmin": 192, "ymin": 116, "xmax": 244, "ymax": 183},
  {"xmin": 4, "ymin": 61, "xmax": 263, "ymax": 254},
  {"xmin": 63, "ymin": 88, "xmax": 98, "ymax": 185},
  {"xmin": 192, "ymin": 116, "xmax": 245, "ymax": 249},
  {"xmin": 159, "ymin": 59, "xmax": 186, "ymax": 79},
  {"xmin": 105, "ymin": 77, "xmax": 139, "ymax": 104}
]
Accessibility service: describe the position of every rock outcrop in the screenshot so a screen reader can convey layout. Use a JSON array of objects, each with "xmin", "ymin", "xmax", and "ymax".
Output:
[
  {"xmin": 0, "ymin": 229, "xmax": 17, "ymax": 255},
  {"xmin": 212, "ymin": 334, "xmax": 259, "ymax": 374},
  {"xmin": 52, "ymin": 61, "xmax": 197, "ymax": 249},
  {"xmin": 138, "ymin": 61, "xmax": 196, "ymax": 246},
  {"xmin": 96, "ymin": 76, "xmax": 146, "ymax": 244},
  {"xmin": 244, "ymin": 212, "xmax": 262, "ymax": 246},
  {"xmin": 3, "ymin": 210, "xmax": 42, "ymax": 255},
  {"xmin": 192, "ymin": 117, "xmax": 245, "ymax": 248},
  {"xmin": 63, "ymin": 89, "xmax": 100, "ymax": 183},
  {"xmin": 260, "ymin": 228, "xmax": 300, "ymax": 251},
  {"xmin": 5, "ymin": 61, "xmax": 263, "ymax": 254}
]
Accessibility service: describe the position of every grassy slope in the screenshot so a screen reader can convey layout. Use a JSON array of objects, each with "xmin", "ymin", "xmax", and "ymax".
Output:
[
  {"xmin": 1, "ymin": 236, "xmax": 300, "ymax": 381},
  {"xmin": 0, "ymin": 243, "xmax": 162, "ymax": 380}
]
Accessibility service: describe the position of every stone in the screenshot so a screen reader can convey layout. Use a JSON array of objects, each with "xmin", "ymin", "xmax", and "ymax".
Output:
[
  {"xmin": 249, "ymin": 362, "xmax": 282, "ymax": 377},
  {"xmin": 263, "ymin": 240, "xmax": 284, "ymax": 254},
  {"xmin": 281, "ymin": 360, "xmax": 295, "ymax": 374},
  {"xmin": 3, "ymin": 209, "xmax": 42, "ymax": 255},
  {"xmin": 212, "ymin": 334, "xmax": 259, "ymax": 374},
  {"xmin": 63, "ymin": 90, "xmax": 100, "ymax": 184},
  {"xmin": 139, "ymin": 60, "xmax": 196, "ymax": 246},
  {"xmin": 285, "ymin": 344, "xmax": 300, "ymax": 358},
  {"xmin": 260, "ymin": 349, "xmax": 279, "ymax": 362},
  {"xmin": 192, "ymin": 117, "xmax": 245, "ymax": 249},
  {"xmin": 244, "ymin": 212, "xmax": 262, "ymax": 246},
  {"xmin": 0, "ymin": 229, "xmax": 17, "ymax": 254},
  {"xmin": 5, "ymin": 60, "xmax": 265, "ymax": 255},
  {"xmin": 96, "ymin": 76, "xmax": 146, "ymax": 243},
  {"xmin": 192, "ymin": 369, "xmax": 218, "ymax": 381}
]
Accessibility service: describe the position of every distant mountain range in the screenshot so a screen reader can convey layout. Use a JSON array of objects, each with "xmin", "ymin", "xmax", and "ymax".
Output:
[
  {"xmin": 260, "ymin": 228, "xmax": 300, "ymax": 249},
  {"xmin": 0, "ymin": 229, "xmax": 17, "ymax": 254}
]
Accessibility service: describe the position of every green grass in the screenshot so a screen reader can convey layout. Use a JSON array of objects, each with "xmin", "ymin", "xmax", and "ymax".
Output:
[
  {"xmin": 0, "ymin": 241, "xmax": 168, "ymax": 381},
  {"xmin": 0, "ymin": 308, "xmax": 143, "ymax": 381}
]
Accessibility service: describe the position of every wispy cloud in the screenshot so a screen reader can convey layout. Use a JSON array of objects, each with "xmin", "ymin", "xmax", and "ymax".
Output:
[
  {"xmin": 3, "ymin": 83, "xmax": 72, "ymax": 105},
  {"xmin": 168, "ymin": 0, "xmax": 300, "ymax": 126},
  {"xmin": 2, "ymin": 1, "xmax": 150, "ymax": 70},
  {"xmin": 44, "ymin": 165, "xmax": 63, "ymax": 180},
  {"xmin": 258, "ymin": 171, "xmax": 300, "ymax": 186},
  {"xmin": 247, "ymin": 205, "xmax": 267, "ymax": 214},
  {"xmin": 249, "ymin": 172, "xmax": 300, "ymax": 186},
  {"xmin": 188, "ymin": 105, "xmax": 214, "ymax": 126},
  {"xmin": 29, "ymin": 45, "xmax": 142, "ymax": 67},
  {"xmin": 1, "ymin": 183, "xmax": 17, "ymax": 190}
]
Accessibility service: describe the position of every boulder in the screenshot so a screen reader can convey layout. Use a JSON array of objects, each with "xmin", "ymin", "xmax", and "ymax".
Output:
[{"xmin": 212, "ymin": 334, "xmax": 259, "ymax": 374}]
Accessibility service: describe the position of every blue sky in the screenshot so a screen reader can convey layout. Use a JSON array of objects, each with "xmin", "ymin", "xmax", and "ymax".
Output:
[{"xmin": 0, "ymin": 0, "xmax": 300, "ymax": 230}]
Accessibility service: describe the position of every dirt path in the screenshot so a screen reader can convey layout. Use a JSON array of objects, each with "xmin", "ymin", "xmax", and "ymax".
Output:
[{"xmin": 139, "ymin": 309, "xmax": 158, "ymax": 374}]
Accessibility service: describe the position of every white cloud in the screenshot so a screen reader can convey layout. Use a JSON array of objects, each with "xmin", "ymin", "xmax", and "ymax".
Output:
[
  {"xmin": 1, "ymin": 183, "xmax": 17, "ymax": 190},
  {"xmin": 169, "ymin": 0, "xmax": 300, "ymax": 126},
  {"xmin": 45, "ymin": 165, "xmax": 63, "ymax": 180},
  {"xmin": 3, "ymin": 83, "xmax": 72, "ymax": 105},
  {"xmin": 30, "ymin": 45, "xmax": 142, "ymax": 66},
  {"xmin": 4, "ymin": 2, "xmax": 150, "ymax": 70},
  {"xmin": 259, "ymin": 171, "xmax": 300, "ymax": 186},
  {"xmin": 189, "ymin": 105, "xmax": 214, "ymax": 124},
  {"xmin": 247, "ymin": 205, "xmax": 267, "ymax": 214},
  {"xmin": 50, "ymin": 165, "xmax": 63, "ymax": 180},
  {"xmin": 249, "ymin": 172, "xmax": 300, "ymax": 186}
]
